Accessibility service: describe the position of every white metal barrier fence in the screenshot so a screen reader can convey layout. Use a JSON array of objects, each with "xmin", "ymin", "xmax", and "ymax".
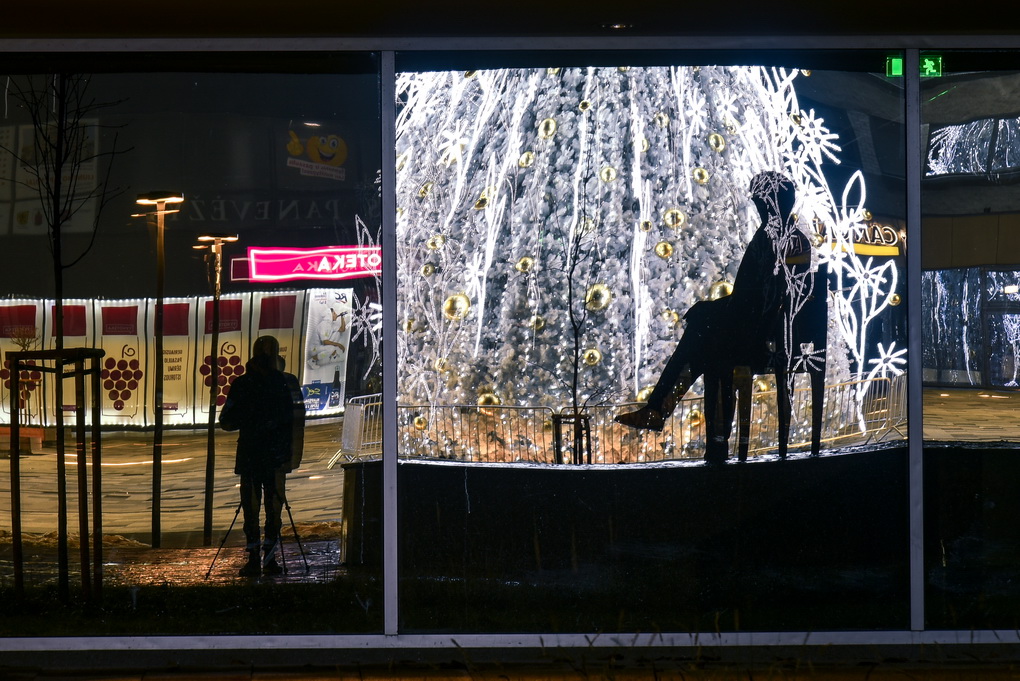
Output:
[{"xmin": 331, "ymin": 375, "xmax": 907, "ymax": 466}]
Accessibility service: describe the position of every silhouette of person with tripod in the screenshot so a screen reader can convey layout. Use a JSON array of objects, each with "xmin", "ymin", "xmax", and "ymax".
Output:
[
  {"xmin": 615, "ymin": 172, "xmax": 810, "ymax": 460},
  {"xmin": 219, "ymin": 335, "xmax": 305, "ymax": 576}
]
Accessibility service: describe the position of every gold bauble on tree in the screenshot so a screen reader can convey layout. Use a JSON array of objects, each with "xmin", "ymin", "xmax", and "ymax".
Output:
[
  {"xmin": 753, "ymin": 377, "xmax": 771, "ymax": 393},
  {"xmin": 578, "ymin": 100, "xmax": 591, "ymax": 112},
  {"xmin": 515, "ymin": 256, "xmax": 535, "ymax": 273},
  {"xmin": 709, "ymin": 281, "xmax": 734, "ymax": 300},
  {"xmin": 434, "ymin": 357, "xmax": 447, "ymax": 371},
  {"xmin": 663, "ymin": 208, "xmax": 687, "ymax": 230},
  {"xmin": 518, "ymin": 151, "xmax": 535, "ymax": 168},
  {"xmin": 655, "ymin": 241, "xmax": 674, "ymax": 259},
  {"xmin": 687, "ymin": 409, "xmax": 704, "ymax": 428},
  {"xmin": 526, "ymin": 315, "xmax": 546, "ymax": 331},
  {"xmin": 464, "ymin": 70, "xmax": 476, "ymax": 79},
  {"xmin": 396, "ymin": 151, "xmax": 409, "ymax": 171},
  {"xmin": 582, "ymin": 348, "xmax": 603, "ymax": 366},
  {"xmin": 413, "ymin": 415, "xmax": 428, "ymax": 431},
  {"xmin": 889, "ymin": 293, "xmax": 902, "ymax": 306},
  {"xmin": 708, "ymin": 133, "xmax": 726, "ymax": 152},
  {"xmin": 426, "ymin": 234, "xmax": 446, "ymax": 250},
  {"xmin": 538, "ymin": 118, "xmax": 558, "ymax": 139},
  {"xmin": 636, "ymin": 386, "xmax": 654, "ymax": 403},
  {"xmin": 599, "ymin": 166, "xmax": 617, "ymax": 182},
  {"xmin": 661, "ymin": 309, "xmax": 680, "ymax": 326},
  {"xmin": 636, "ymin": 136, "xmax": 650, "ymax": 153},
  {"xmin": 654, "ymin": 112, "xmax": 670, "ymax": 128},
  {"xmin": 862, "ymin": 208, "xmax": 873, "ymax": 221},
  {"xmin": 421, "ymin": 263, "xmax": 436, "ymax": 277},
  {"xmin": 418, "ymin": 181, "xmax": 434, "ymax": 198},
  {"xmin": 693, "ymin": 167, "xmax": 710, "ymax": 185},
  {"xmin": 442, "ymin": 293, "xmax": 471, "ymax": 321},
  {"xmin": 585, "ymin": 283, "xmax": 612, "ymax": 311},
  {"xmin": 639, "ymin": 220, "xmax": 653, "ymax": 232},
  {"xmin": 477, "ymin": 391, "xmax": 502, "ymax": 415},
  {"xmin": 547, "ymin": 67, "xmax": 560, "ymax": 75},
  {"xmin": 403, "ymin": 318, "xmax": 416, "ymax": 333}
]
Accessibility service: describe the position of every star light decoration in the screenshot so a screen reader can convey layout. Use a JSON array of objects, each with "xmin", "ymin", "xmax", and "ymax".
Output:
[{"xmin": 394, "ymin": 65, "xmax": 902, "ymax": 438}]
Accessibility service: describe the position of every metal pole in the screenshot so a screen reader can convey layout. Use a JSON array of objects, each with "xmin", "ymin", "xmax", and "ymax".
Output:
[
  {"xmin": 203, "ymin": 239, "xmax": 222, "ymax": 546},
  {"xmin": 54, "ymin": 358, "xmax": 69, "ymax": 599},
  {"xmin": 9, "ymin": 352, "xmax": 23, "ymax": 592},
  {"xmin": 152, "ymin": 202, "xmax": 165, "ymax": 548},
  {"xmin": 91, "ymin": 352, "xmax": 104, "ymax": 600},
  {"xmin": 74, "ymin": 357, "xmax": 91, "ymax": 598}
]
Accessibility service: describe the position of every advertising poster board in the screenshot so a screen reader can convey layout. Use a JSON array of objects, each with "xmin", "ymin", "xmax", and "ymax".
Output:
[
  {"xmin": 302, "ymin": 288, "xmax": 353, "ymax": 415},
  {"xmin": 0, "ymin": 301, "xmax": 44, "ymax": 424},
  {"xmin": 42, "ymin": 299, "xmax": 95, "ymax": 423},
  {"xmin": 252, "ymin": 291, "xmax": 304, "ymax": 376},
  {"xmin": 156, "ymin": 299, "xmax": 197, "ymax": 425},
  {"xmin": 97, "ymin": 301, "xmax": 147, "ymax": 426},
  {"xmin": 196, "ymin": 293, "xmax": 251, "ymax": 419}
]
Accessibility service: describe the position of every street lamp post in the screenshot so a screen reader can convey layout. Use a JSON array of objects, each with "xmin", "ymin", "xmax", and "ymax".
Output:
[
  {"xmin": 135, "ymin": 191, "xmax": 183, "ymax": 549},
  {"xmin": 195, "ymin": 233, "xmax": 238, "ymax": 546}
]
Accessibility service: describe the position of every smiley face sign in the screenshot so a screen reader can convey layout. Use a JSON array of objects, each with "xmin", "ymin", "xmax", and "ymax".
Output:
[
  {"xmin": 307, "ymin": 134, "xmax": 348, "ymax": 167},
  {"xmin": 286, "ymin": 129, "xmax": 349, "ymax": 181}
]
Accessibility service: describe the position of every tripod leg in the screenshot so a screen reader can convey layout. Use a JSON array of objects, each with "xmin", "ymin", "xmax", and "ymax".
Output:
[
  {"xmin": 284, "ymin": 499, "xmax": 310, "ymax": 573},
  {"xmin": 205, "ymin": 502, "xmax": 242, "ymax": 580}
]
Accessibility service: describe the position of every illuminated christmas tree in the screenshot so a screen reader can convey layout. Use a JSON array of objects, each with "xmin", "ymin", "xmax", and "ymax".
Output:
[{"xmin": 394, "ymin": 64, "xmax": 897, "ymax": 426}]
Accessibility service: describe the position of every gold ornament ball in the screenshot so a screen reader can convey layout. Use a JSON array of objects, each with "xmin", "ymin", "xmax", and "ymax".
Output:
[
  {"xmin": 709, "ymin": 280, "xmax": 734, "ymax": 300},
  {"xmin": 515, "ymin": 256, "xmax": 535, "ymax": 273},
  {"xmin": 585, "ymin": 283, "xmax": 612, "ymax": 311},
  {"xmin": 663, "ymin": 208, "xmax": 687, "ymax": 230},
  {"xmin": 547, "ymin": 67, "xmax": 561, "ymax": 75},
  {"xmin": 655, "ymin": 241, "xmax": 674, "ymax": 259},
  {"xmin": 636, "ymin": 386, "xmax": 654, "ymax": 403},
  {"xmin": 618, "ymin": 66, "xmax": 630, "ymax": 72},
  {"xmin": 863, "ymin": 208, "xmax": 873, "ymax": 221},
  {"xmin": 889, "ymin": 293, "xmax": 902, "ymax": 306},
  {"xmin": 418, "ymin": 181, "xmax": 434, "ymax": 198},
  {"xmin": 413, "ymin": 415, "xmax": 428, "ymax": 431},
  {"xmin": 692, "ymin": 167, "xmax": 710, "ymax": 185},
  {"xmin": 708, "ymin": 133, "xmax": 726, "ymax": 152},
  {"xmin": 639, "ymin": 219, "xmax": 653, "ymax": 232},
  {"xmin": 654, "ymin": 112, "xmax": 670, "ymax": 128},
  {"xmin": 426, "ymin": 234, "xmax": 446, "ymax": 250},
  {"xmin": 420, "ymin": 263, "xmax": 436, "ymax": 277},
  {"xmin": 599, "ymin": 166, "xmax": 618, "ymax": 182},
  {"xmin": 578, "ymin": 100, "xmax": 591, "ymax": 112},
  {"xmin": 753, "ymin": 377, "xmax": 771, "ymax": 393},
  {"xmin": 526, "ymin": 314, "xmax": 546, "ymax": 331},
  {"xmin": 687, "ymin": 409, "xmax": 704, "ymax": 428},
  {"xmin": 790, "ymin": 112, "xmax": 803, "ymax": 126},
  {"xmin": 812, "ymin": 232, "xmax": 825, "ymax": 247},
  {"xmin": 442, "ymin": 293, "xmax": 471, "ymax": 321},
  {"xmin": 464, "ymin": 70, "xmax": 476, "ymax": 79},
  {"xmin": 661, "ymin": 309, "xmax": 680, "ymax": 326},
  {"xmin": 582, "ymin": 348, "xmax": 603, "ymax": 366},
  {"xmin": 434, "ymin": 357, "xmax": 447, "ymax": 371},
  {"xmin": 636, "ymin": 136, "xmax": 650, "ymax": 153},
  {"xmin": 801, "ymin": 69, "xmax": 812, "ymax": 76},
  {"xmin": 477, "ymin": 392, "xmax": 502, "ymax": 414},
  {"xmin": 518, "ymin": 151, "xmax": 535, "ymax": 168},
  {"xmin": 538, "ymin": 117, "xmax": 558, "ymax": 139},
  {"xmin": 576, "ymin": 216, "xmax": 596, "ymax": 235},
  {"xmin": 403, "ymin": 318, "xmax": 416, "ymax": 333},
  {"xmin": 474, "ymin": 195, "xmax": 488, "ymax": 210},
  {"xmin": 396, "ymin": 151, "xmax": 409, "ymax": 171}
]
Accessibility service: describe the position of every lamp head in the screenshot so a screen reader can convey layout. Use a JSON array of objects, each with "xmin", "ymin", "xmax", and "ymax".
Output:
[
  {"xmin": 136, "ymin": 191, "xmax": 184, "ymax": 206},
  {"xmin": 197, "ymin": 233, "xmax": 239, "ymax": 243}
]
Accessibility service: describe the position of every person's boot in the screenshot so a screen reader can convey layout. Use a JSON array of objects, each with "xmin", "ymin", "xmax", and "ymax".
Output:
[
  {"xmin": 262, "ymin": 546, "xmax": 283, "ymax": 575},
  {"xmin": 238, "ymin": 550, "xmax": 261, "ymax": 577},
  {"xmin": 614, "ymin": 405, "xmax": 666, "ymax": 431}
]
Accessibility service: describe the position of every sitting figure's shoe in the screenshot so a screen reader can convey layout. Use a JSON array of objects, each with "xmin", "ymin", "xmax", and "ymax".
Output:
[
  {"xmin": 614, "ymin": 406, "xmax": 666, "ymax": 432},
  {"xmin": 262, "ymin": 558, "xmax": 284, "ymax": 575},
  {"xmin": 239, "ymin": 552, "xmax": 261, "ymax": 577}
]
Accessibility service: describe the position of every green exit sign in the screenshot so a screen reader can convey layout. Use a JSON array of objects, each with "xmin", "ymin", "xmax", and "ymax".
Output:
[{"xmin": 886, "ymin": 55, "xmax": 943, "ymax": 77}]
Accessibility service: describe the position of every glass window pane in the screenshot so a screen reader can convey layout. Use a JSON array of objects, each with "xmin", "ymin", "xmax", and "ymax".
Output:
[
  {"xmin": 393, "ymin": 52, "xmax": 908, "ymax": 632},
  {"xmin": 0, "ymin": 63, "xmax": 384, "ymax": 635},
  {"xmin": 921, "ymin": 52, "xmax": 1020, "ymax": 629}
]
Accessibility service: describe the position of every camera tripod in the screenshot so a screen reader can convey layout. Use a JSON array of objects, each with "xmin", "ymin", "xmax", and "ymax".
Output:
[{"xmin": 205, "ymin": 492, "xmax": 310, "ymax": 579}]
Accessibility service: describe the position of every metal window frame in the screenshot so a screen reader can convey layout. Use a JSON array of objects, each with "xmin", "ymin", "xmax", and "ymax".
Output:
[{"xmin": 0, "ymin": 34, "xmax": 1018, "ymax": 663}]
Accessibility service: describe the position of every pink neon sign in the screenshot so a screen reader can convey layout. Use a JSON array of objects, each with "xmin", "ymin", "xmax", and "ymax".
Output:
[{"xmin": 248, "ymin": 246, "xmax": 382, "ymax": 282}]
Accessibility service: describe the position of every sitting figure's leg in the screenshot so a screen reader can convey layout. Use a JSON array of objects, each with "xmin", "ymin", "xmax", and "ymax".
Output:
[
  {"xmin": 616, "ymin": 339, "xmax": 700, "ymax": 432},
  {"xmin": 702, "ymin": 368, "xmax": 735, "ymax": 465}
]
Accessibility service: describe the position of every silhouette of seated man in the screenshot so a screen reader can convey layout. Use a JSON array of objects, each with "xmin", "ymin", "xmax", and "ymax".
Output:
[{"xmin": 615, "ymin": 171, "xmax": 810, "ymax": 444}]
